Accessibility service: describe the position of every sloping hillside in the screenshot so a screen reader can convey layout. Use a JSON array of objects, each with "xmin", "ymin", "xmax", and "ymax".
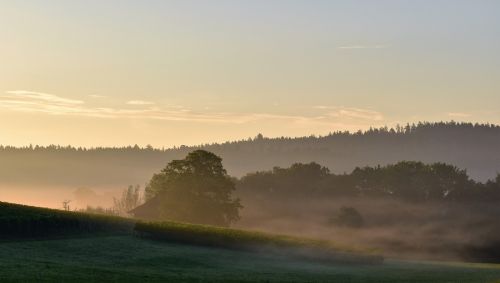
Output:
[
  {"xmin": 1, "ymin": 202, "xmax": 500, "ymax": 282},
  {"xmin": 0, "ymin": 201, "xmax": 379, "ymax": 264}
]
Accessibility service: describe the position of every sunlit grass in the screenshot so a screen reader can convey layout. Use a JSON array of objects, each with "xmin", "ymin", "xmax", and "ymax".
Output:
[
  {"xmin": 0, "ymin": 236, "xmax": 499, "ymax": 282},
  {"xmin": 0, "ymin": 201, "xmax": 379, "ymax": 264},
  {"xmin": 1, "ymin": 201, "xmax": 500, "ymax": 282},
  {"xmin": 135, "ymin": 220, "xmax": 382, "ymax": 264}
]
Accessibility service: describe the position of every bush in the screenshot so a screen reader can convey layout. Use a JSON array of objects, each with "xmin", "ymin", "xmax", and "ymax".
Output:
[
  {"xmin": 329, "ymin": 206, "xmax": 364, "ymax": 228},
  {"xmin": 79, "ymin": 206, "xmax": 117, "ymax": 216}
]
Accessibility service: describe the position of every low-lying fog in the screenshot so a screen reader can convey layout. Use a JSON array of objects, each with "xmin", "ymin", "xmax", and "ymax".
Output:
[
  {"xmin": 2, "ymin": 185, "xmax": 498, "ymax": 263},
  {"xmin": 237, "ymin": 198, "xmax": 500, "ymax": 262},
  {"xmin": 0, "ymin": 185, "xmax": 121, "ymax": 210}
]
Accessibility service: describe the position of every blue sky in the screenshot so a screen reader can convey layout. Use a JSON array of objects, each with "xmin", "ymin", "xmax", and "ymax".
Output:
[{"xmin": 0, "ymin": 0, "xmax": 499, "ymax": 147}]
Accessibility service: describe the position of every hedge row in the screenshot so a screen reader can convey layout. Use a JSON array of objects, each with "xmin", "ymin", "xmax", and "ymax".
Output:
[{"xmin": 0, "ymin": 202, "xmax": 134, "ymax": 238}]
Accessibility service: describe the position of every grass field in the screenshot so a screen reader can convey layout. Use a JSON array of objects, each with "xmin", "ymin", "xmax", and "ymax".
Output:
[
  {"xmin": 1, "ymin": 202, "xmax": 500, "ymax": 282},
  {"xmin": 134, "ymin": 221, "xmax": 382, "ymax": 264},
  {"xmin": 1, "ymin": 235, "xmax": 500, "ymax": 283},
  {"xmin": 0, "ymin": 201, "xmax": 380, "ymax": 264}
]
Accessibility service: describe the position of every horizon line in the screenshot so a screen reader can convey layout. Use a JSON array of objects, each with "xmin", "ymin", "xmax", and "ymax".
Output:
[{"xmin": 0, "ymin": 120, "xmax": 497, "ymax": 150}]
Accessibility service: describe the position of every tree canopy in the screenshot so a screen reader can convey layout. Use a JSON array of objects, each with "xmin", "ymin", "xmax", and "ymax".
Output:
[
  {"xmin": 238, "ymin": 161, "xmax": 499, "ymax": 203},
  {"xmin": 144, "ymin": 150, "xmax": 241, "ymax": 226}
]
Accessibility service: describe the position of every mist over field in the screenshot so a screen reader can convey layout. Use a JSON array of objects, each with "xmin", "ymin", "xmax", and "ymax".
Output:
[
  {"xmin": 2, "ymin": 123, "xmax": 500, "ymax": 264},
  {"xmin": 238, "ymin": 197, "xmax": 500, "ymax": 262},
  {"xmin": 0, "ymin": 185, "xmax": 120, "ymax": 210}
]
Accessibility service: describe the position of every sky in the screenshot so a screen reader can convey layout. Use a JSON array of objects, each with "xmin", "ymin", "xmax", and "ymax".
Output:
[{"xmin": 1, "ymin": 0, "xmax": 499, "ymax": 147}]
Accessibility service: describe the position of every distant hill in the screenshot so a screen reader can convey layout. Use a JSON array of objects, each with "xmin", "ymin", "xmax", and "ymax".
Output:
[{"xmin": 1, "ymin": 122, "xmax": 499, "ymax": 189}]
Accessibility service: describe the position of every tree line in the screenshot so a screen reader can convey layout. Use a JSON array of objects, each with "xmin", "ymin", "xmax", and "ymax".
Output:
[
  {"xmin": 129, "ymin": 149, "xmax": 500, "ymax": 228},
  {"xmin": 237, "ymin": 161, "xmax": 500, "ymax": 203},
  {"xmin": 1, "ymin": 121, "xmax": 500, "ymax": 189}
]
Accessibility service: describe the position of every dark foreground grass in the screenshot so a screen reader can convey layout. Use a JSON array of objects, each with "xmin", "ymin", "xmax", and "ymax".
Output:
[
  {"xmin": 0, "ymin": 202, "xmax": 134, "ymax": 238},
  {"xmin": 135, "ymin": 221, "xmax": 382, "ymax": 264},
  {"xmin": 0, "ymin": 235, "xmax": 500, "ymax": 283},
  {"xmin": 0, "ymin": 201, "xmax": 380, "ymax": 264},
  {"xmin": 1, "ymin": 202, "xmax": 500, "ymax": 282}
]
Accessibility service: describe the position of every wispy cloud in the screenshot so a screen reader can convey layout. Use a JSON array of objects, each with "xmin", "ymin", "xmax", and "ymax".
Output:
[
  {"xmin": 89, "ymin": 94, "xmax": 106, "ymax": 98},
  {"xmin": 0, "ymin": 90, "xmax": 152, "ymax": 118},
  {"xmin": 0, "ymin": 91, "xmax": 385, "ymax": 130},
  {"xmin": 313, "ymin": 106, "xmax": 384, "ymax": 121},
  {"xmin": 337, "ymin": 44, "xmax": 389, "ymax": 50},
  {"xmin": 313, "ymin": 105, "xmax": 330, "ymax": 110},
  {"xmin": 447, "ymin": 112, "xmax": 472, "ymax": 118},
  {"xmin": 4, "ymin": 90, "xmax": 84, "ymax": 105},
  {"xmin": 126, "ymin": 100, "xmax": 155, "ymax": 105},
  {"xmin": 0, "ymin": 90, "xmax": 252, "ymax": 122}
]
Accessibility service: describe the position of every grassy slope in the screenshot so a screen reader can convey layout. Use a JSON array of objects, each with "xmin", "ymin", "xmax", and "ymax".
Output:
[
  {"xmin": 134, "ymin": 221, "xmax": 381, "ymax": 264},
  {"xmin": 1, "ymin": 235, "xmax": 500, "ymax": 283},
  {"xmin": 0, "ymin": 201, "xmax": 379, "ymax": 263},
  {"xmin": 1, "ymin": 202, "xmax": 500, "ymax": 282}
]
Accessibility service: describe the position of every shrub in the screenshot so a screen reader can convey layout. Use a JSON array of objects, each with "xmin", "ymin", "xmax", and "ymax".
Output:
[{"xmin": 329, "ymin": 206, "xmax": 364, "ymax": 228}]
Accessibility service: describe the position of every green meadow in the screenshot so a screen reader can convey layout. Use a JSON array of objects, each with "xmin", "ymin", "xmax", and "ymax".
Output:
[{"xmin": 1, "ymin": 202, "xmax": 500, "ymax": 282}]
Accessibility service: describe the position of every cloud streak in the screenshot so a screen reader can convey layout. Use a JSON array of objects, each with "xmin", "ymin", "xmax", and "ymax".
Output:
[
  {"xmin": 313, "ymin": 106, "xmax": 384, "ymax": 121},
  {"xmin": 0, "ymin": 91, "xmax": 385, "ymax": 130},
  {"xmin": 127, "ymin": 100, "xmax": 155, "ymax": 105},
  {"xmin": 447, "ymin": 112, "xmax": 472, "ymax": 118},
  {"xmin": 4, "ymin": 90, "xmax": 84, "ymax": 105},
  {"xmin": 337, "ymin": 45, "xmax": 389, "ymax": 50}
]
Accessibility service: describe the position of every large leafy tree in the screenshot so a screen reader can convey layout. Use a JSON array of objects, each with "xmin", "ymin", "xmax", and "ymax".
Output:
[{"xmin": 145, "ymin": 150, "xmax": 241, "ymax": 226}]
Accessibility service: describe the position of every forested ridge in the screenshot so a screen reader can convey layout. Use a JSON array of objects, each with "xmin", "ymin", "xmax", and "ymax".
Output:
[{"xmin": 1, "ymin": 121, "xmax": 499, "ymax": 188}]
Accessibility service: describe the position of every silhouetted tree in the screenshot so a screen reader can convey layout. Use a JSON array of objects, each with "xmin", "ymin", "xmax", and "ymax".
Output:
[
  {"xmin": 62, "ymin": 200, "xmax": 71, "ymax": 211},
  {"xmin": 113, "ymin": 185, "xmax": 143, "ymax": 216},
  {"xmin": 238, "ymin": 162, "xmax": 330, "ymax": 199},
  {"xmin": 144, "ymin": 150, "xmax": 241, "ymax": 226}
]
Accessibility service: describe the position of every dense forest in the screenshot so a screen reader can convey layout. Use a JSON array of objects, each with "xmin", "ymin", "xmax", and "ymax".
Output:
[
  {"xmin": 1, "ymin": 122, "xmax": 499, "ymax": 189},
  {"xmin": 237, "ymin": 161, "xmax": 500, "ymax": 202}
]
